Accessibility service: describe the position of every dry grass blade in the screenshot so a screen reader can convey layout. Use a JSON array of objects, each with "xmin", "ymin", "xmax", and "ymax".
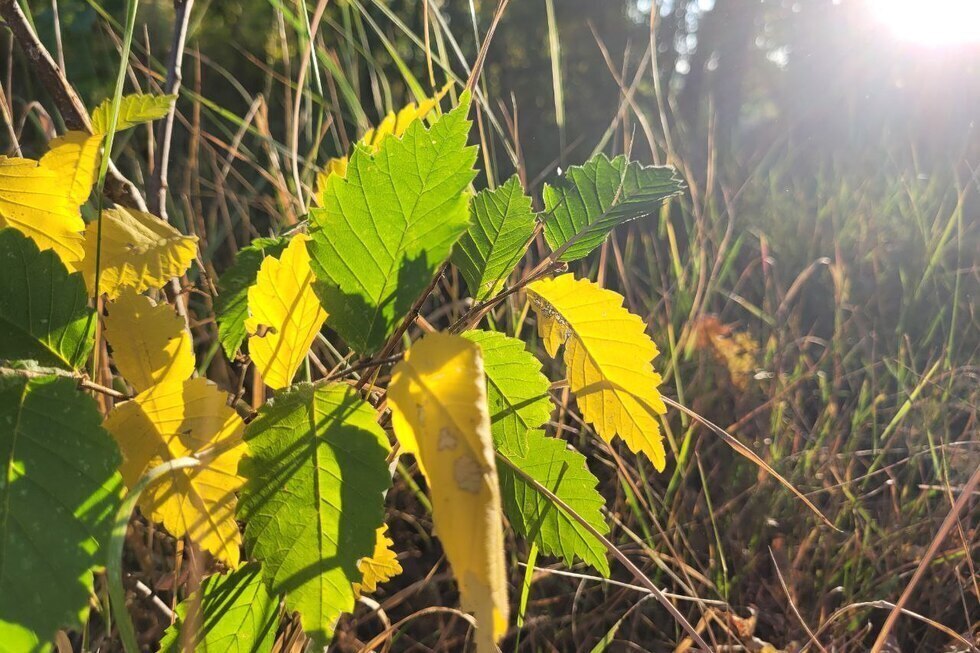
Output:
[
  {"xmin": 660, "ymin": 395, "xmax": 839, "ymax": 531},
  {"xmin": 804, "ymin": 601, "xmax": 977, "ymax": 653},
  {"xmin": 357, "ymin": 606, "xmax": 477, "ymax": 653},
  {"xmin": 869, "ymin": 463, "xmax": 980, "ymax": 652},
  {"xmin": 768, "ymin": 546, "xmax": 828, "ymax": 653}
]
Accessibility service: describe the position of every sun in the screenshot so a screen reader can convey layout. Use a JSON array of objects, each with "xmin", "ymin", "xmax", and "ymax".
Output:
[{"xmin": 870, "ymin": 0, "xmax": 980, "ymax": 46}]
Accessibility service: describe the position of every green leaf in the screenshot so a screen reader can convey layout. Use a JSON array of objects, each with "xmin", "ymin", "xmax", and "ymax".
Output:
[
  {"xmin": 462, "ymin": 330, "xmax": 552, "ymax": 456},
  {"xmin": 238, "ymin": 383, "xmax": 391, "ymax": 648},
  {"xmin": 307, "ymin": 93, "xmax": 478, "ymax": 353},
  {"xmin": 452, "ymin": 176, "xmax": 537, "ymax": 300},
  {"xmin": 215, "ymin": 236, "xmax": 289, "ymax": 360},
  {"xmin": 543, "ymin": 154, "xmax": 684, "ymax": 262},
  {"xmin": 159, "ymin": 563, "xmax": 280, "ymax": 653},
  {"xmin": 498, "ymin": 429, "xmax": 610, "ymax": 576},
  {"xmin": 464, "ymin": 330, "xmax": 609, "ymax": 575},
  {"xmin": 0, "ymin": 228, "xmax": 95, "ymax": 370},
  {"xmin": 90, "ymin": 93, "xmax": 176, "ymax": 134},
  {"xmin": 0, "ymin": 370, "xmax": 123, "ymax": 651}
]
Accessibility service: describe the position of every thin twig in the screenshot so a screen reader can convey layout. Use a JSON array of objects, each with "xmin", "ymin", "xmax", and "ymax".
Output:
[
  {"xmin": 0, "ymin": 365, "xmax": 131, "ymax": 400},
  {"xmin": 148, "ymin": 0, "xmax": 196, "ymax": 322},
  {"xmin": 148, "ymin": 0, "xmax": 195, "ymax": 222},
  {"xmin": 449, "ymin": 259, "xmax": 566, "ymax": 333}
]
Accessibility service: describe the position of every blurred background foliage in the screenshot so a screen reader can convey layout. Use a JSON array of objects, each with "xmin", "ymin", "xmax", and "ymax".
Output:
[{"xmin": 4, "ymin": 0, "xmax": 978, "ymax": 650}]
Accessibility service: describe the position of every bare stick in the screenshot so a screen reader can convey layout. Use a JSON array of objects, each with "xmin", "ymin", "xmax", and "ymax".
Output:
[{"xmin": 148, "ymin": 0, "xmax": 195, "ymax": 222}]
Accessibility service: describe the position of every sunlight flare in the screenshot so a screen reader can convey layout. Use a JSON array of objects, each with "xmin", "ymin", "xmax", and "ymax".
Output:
[{"xmin": 871, "ymin": 0, "xmax": 980, "ymax": 46}]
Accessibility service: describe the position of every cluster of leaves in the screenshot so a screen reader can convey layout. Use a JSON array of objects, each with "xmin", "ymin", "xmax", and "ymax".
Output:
[{"xmin": 0, "ymin": 88, "xmax": 683, "ymax": 652}]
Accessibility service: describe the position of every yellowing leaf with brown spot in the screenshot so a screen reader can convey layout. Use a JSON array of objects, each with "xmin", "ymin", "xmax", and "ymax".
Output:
[
  {"xmin": 39, "ymin": 131, "xmax": 103, "ymax": 208},
  {"xmin": 81, "ymin": 207, "xmax": 198, "ymax": 299},
  {"xmin": 104, "ymin": 377, "xmax": 245, "ymax": 566},
  {"xmin": 104, "ymin": 290, "xmax": 194, "ymax": 392},
  {"xmin": 0, "ymin": 156, "xmax": 85, "ymax": 266},
  {"xmin": 354, "ymin": 525, "xmax": 402, "ymax": 596},
  {"xmin": 526, "ymin": 274, "xmax": 668, "ymax": 470},
  {"xmin": 244, "ymin": 235, "xmax": 327, "ymax": 390},
  {"xmin": 388, "ymin": 333, "xmax": 508, "ymax": 652}
]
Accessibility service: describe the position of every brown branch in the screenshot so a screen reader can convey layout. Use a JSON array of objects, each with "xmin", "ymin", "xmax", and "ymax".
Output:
[
  {"xmin": 0, "ymin": 365, "xmax": 131, "ymax": 400},
  {"xmin": 0, "ymin": 0, "xmax": 147, "ymax": 211}
]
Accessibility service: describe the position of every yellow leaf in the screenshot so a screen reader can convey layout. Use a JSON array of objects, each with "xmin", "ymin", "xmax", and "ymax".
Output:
[
  {"xmin": 90, "ymin": 93, "xmax": 175, "ymax": 134},
  {"xmin": 361, "ymin": 82, "xmax": 453, "ymax": 149},
  {"xmin": 103, "ymin": 377, "xmax": 245, "ymax": 566},
  {"xmin": 354, "ymin": 525, "xmax": 402, "ymax": 596},
  {"xmin": 244, "ymin": 235, "xmax": 327, "ymax": 390},
  {"xmin": 104, "ymin": 289, "xmax": 194, "ymax": 392},
  {"xmin": 0, "ymin": 156, "xmax": 85, "ymax": 266},
  {"xmin": 81, "ymin": 207, "xmax": 198, "ymax": 299},
  {"xmin": 39, "ymin": 131, "xmax": 103, "ymax": 208},
  {"xmin": 313, "ymin": 157, "xmax": 348, "ymax": 207},
  {"xmin": 526, "ymin": 274, "xmax": 668, "ymax": 470},
  {"xmin": 388, "ymin": 333, "xmax": 508, "ymax": 652}
]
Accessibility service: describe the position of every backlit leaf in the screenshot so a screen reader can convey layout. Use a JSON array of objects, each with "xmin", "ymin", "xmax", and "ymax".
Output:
[
  {"xmin": 388, "ymin": 333, "xmax": 508, "ymax": 652},
  {"xmin": 91, "ymin": 93, "xmax": 175, "ymax": 134},
  {"xmin": 498, "ymin": 429, "xmax": 609, "ymax": 575},
  {"xmin": 0, "ymin": 228, "xmax": 94, "ymax": 370},
  {"xmin": 0, "ymin": 155, "xmax": 85, "ymax": 266},
  {"xmin": 354, "ymin": 525, "xmax": 402, "ymax": 596},
  {"xmin": 238, "ymin": 383, "xmax": 390, "ymax": 647},
  {"xmin": 104, "ymin": 289, "xmax": 194, "ymax": 392},
  {"xmin": 360, "ymin": 82, "xmax": 453, "ymax": 149},
  {"xmin": 103, "ymin": 378, "xmax": 246, "ymax": 566},
  {"xmin": 307, "ymin": 93, "xmax": 477, "ymax": 353},
  {"xmin": 159, "ymin": 563, "xmax": 280, "ymax": 653},
  {"xmin": 215, "ymin": 236, "xmax": 288, "ymax": 360},
  {"xmin": 463, "ymin": 330, "xmax": 609, "ymax": 574},
  {"xmin": 0, "ymin": 370, "xmax": 122, "ymax": 652},
  {"xmin": 81, "ymin": 207, "xmax": 198, "ymax": 300},
  {"xmin": 462, "ymin": 330, "xmax": 552, "ymax": 455},
  {"xmin": 313, "ymin": 84, "xmax": 451, "ymax": 208},
  {"xmin": 39, "ymin": 131, "xmax": 103, "ymax": 208},
  {"xmin": 543, "ymin": 154, "xmax": 683, "ymax": 262},
  {"xmin": 244, "ymin": 235, "xmax": 327, "ymax": 390},
  {"xmin": 453, "ymin": 177, "xmax": 537, "ymax": 300},
  {"xmin": 526, "ymin": 274, "xmax": 668, "ymax": 470}
]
